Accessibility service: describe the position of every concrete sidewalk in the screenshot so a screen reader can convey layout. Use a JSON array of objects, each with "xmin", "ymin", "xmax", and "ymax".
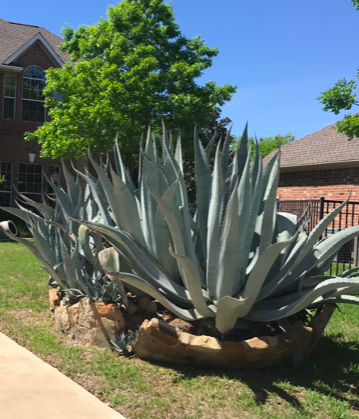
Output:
[{"xmin": 0, "ymin": 332, "xmax": 126, "ymax": 419}]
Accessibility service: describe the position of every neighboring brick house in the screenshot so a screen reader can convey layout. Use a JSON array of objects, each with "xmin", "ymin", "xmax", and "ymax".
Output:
[
  {"xmin": 0, "ymin": 18, "xmax": 69, "ymax": 207},
  {"xmin": 263, "ymin": 122, "xmax": 359, "ymax": 202}
]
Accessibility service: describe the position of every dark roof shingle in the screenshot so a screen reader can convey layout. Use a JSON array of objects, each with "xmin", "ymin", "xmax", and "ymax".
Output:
[
  {"xmin": 263, "ymin": 121, "xmax": 359, "ymax": 170},
  {"xmin": 0, "ymin": 18, "xmax": 68, "ymax": 64}
]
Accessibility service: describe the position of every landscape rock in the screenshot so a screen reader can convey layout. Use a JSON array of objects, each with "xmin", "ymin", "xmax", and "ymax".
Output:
[
  {"xmin": 54, "ymin": 299, "xmax": 124, "ymax": 349},
  {"xmin": 49, "ymin": 289, "xmax": 60, "ymax": 309},
  {"xmin": 168, "ymin": 318, "xmax": 196, "ymax": 334},
  {"xmin": 134, "ymin": 312, "xmax": 330, "ymax": 368}
]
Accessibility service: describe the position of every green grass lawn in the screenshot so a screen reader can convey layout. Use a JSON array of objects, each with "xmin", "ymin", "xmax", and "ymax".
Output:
[{"xmin": 1, "ymin": 241, "xmax": 359, "ymax": 419}]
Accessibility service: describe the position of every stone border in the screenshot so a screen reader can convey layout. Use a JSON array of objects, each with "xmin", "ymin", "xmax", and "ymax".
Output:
[
  {"xmin": 53, "ymin": 297, "xmax": 125, "ymax": 349},
  {"xmin": 134, "ymin": 305, "xmax": 336, "ymax": 368}
]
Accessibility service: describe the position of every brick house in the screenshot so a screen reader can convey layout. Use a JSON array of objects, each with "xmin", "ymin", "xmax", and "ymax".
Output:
[
  {"xmin": 0, "ymin": 18, "xmax": 69, "ymax": 207},
  {"xmin": 264, "ymin": 121, "xmax": 359, "ymax": 202}
]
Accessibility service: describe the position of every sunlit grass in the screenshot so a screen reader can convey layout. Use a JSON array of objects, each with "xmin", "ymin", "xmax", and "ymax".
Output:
[{"xmin": 0, "ymin": 242, "xmax": 359, "ymax": 419}]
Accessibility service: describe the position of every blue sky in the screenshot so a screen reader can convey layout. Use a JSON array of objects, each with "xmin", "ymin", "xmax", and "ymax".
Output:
[{"xmin": 1, "ymin": 0, "xmax": 358, "ymax": 139}]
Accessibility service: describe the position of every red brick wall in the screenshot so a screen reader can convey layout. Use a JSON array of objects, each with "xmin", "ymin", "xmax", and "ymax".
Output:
[
  {"xmin": 277, "ymin": 168, "xmax": 359, "ymax": 201},
  {"xmin": 0, "ymin": 40, "xmax": 65, "ymax": 205}
]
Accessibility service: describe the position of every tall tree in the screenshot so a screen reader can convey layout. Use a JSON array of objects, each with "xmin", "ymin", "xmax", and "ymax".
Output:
[
  {"xmin": 241, "ymin": 133, "xmax": 295, "ymax": 160},
  {"xmin": 317, "ymin": 0, "xmax": 359, "ymax": 140},
  {"xmin": 26, "ymin": 0, "xmax": 236, "ymax": 170}
]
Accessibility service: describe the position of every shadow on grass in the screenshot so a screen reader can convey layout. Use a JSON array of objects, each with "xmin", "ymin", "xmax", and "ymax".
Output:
[{"xmin": 148, "ymin": 334, "xmax": 359, "ymax": 414}]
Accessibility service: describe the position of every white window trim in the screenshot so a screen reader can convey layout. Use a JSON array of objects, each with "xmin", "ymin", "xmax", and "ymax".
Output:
[
  {"xmin": 22, "ymin": 66, "xmax": 46, "ymax": 123},
  {"xmin": 3, "ymin": 75, "xmax": 16, "ymax": 120}
]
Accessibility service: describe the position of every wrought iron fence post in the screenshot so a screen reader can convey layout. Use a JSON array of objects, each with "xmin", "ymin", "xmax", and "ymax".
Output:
[{"xmin": 319, "ymin": 197, "xmax": 325, "ymax": 220}]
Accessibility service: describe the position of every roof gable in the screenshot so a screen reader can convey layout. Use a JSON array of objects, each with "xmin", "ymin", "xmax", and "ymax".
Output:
[
  {"xmin": 3, "ymin": 32, "xmax": 64, "ymax": 66},
  {"xmin": 0, "ymin": 18, "xmax": 68, "ymax": 65},
  {"xmin": 263, "ymin": 121, "xmax": 359, "ymax": 171}
]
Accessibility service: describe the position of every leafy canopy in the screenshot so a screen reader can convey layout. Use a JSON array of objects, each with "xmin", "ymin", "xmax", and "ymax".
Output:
[
  {"xmin": 235, "ymin": 133, "xmax": 294, "ymax": 160},
  {"xmin": 26, "ymin": 0, "xmax": 236, "ymax": 163},
  {"xmin": 317, "ymin": 1, "xmax": 359, "ymax": 140}
]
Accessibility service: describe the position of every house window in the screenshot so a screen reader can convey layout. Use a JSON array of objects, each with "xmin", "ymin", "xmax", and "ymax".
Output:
[
  {"xmin": 22, "ymin": 66, "xmax": 46, "ymax": 123},
  {"xmin": 0, "ymin": 162, "xmax": 13, "ymax": 206},
  {"xmin": 18, "ymin": 163, "xmax": 43, "ymax": 202},
  {"xmin": 3, "ymin": 76, "xmax": 16, "ymax": 120},
  {"xmin": 49, "ymin": 165, "xmax": 61, "ymax": 186}
]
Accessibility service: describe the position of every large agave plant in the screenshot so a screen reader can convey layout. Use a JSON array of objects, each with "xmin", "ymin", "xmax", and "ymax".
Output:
[
  {"xmin": 1, "ymin": 162, "xmax": 122, "ymax": 304},
  {"xmin": 73, "ymin": 125, "xmax": 359, "ymax": 334}
]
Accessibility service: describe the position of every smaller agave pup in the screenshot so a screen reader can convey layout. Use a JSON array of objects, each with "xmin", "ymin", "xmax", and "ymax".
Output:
[
  {"xmin": 74, "ymin": 124, "xmax": 359, "ymax": 335},
  {"xmin": 1, "ymin": 162, "xmax": 123, "ymax": 305}
]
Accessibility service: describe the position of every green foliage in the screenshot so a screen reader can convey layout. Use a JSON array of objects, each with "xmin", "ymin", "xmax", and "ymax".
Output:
[
  {"xmin": 247, "ymin": 133, "xmax": 295, "ymax": 160},
  {"xmin": 317, "ymin": 77, "xmax": 359, "ymax": 140},
  {"xmin": 317, "ymin": 79, "xmax": 358, "ymax": 115},
  {"xmin": 71, "ymin": 124, "xmax": 359, "ymax": 334},
  {"xmin": 317, "ymin": 2, "xmax": 359, "ymax": 140},
  {"xmin": 26, "ymin": 0, "xmax": 236, "ymax": 167}
]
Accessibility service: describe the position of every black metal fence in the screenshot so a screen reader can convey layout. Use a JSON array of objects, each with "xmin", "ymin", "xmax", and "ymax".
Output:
[{"xmin": 279, "ymin": 198, "xmax": 359, "ymax": 275}]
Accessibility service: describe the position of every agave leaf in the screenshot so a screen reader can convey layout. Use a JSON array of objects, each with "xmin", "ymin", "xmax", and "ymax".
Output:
[
  {"xmin": 106, "ymin": 272, "xmax": 202, "ymax": 321},
  {"xmin": 169, "ymin": 246, "xmax": 215, "ymax": 317},
  {"xmin": 174, "ymin": 133, "xmax": 183, "ymax": 174},
  {"xmin": 111, "ymin": 167, "xmax": 146, "ymax": 246},
  {"xmin": 324, "ymin": 295, "xmax": 359, "ymax": 305},
  {"xmin": 142, "ymin": 150, "xmax": 169, "ymax": 193},
  {"xmin": 206, "ymin": 144, "xmax": 224, "ymax": 298},
  {"xmin": 247, "ymin": 277, "xmax": 359, "ymax": 322},
  {"xmin": 72, "ymin": 165, "xmax": 113, "ymax": 226},
  {"xmin": 140, "ymin": 142, "xmax": 170, "ymax": 254},
  {"xmin": 250, "ymin": 137, "xmax": 259, "ymax": 196},
  {"xmin": 161, "ymin": 136, "xmax": 205, "ymax": 282},
  {"xmin": 269, "ymin": 212, "xmax": 298, "ymax": 272},
  {"xmin": 295, "ymin": 203, "xmax": 310, "ymax": 229},
  {"xmin": 221, "ymin": 128, "xmax": 232, "ymax": 179},
  {"xmin": 146, "ymin": 179, "xmax": 186, "ymax": 257},
  {"xmin": 31, "ymin": 221, "xmax": 57, "ymax": 267},
  {"xmin": 61, "ymin": 160, "xmax": 80, "ymax": 209},
  {"xmin": 236, "ymin": 233, "xmax": 299, "ymax": 318},
  {"xmin": 216, "ymin": 153, "xmax": 251, "ymax": 300},
  {"xmin": 114, "ymin": 139, "xmax": 136, "ymax": 193},
  {"xmin": 301, "ymin": 275, "xmax": 335, "ymax": 288},
  {"xmin": 280, "ymin": 225, "xmax": 359, "ymax": 292},
  {"xmin": 340, "ymin": 266, "xmax": 359, "ymax": 277},
  {"xmin": 245, "ymin": 158, "xmax": 263, "ymax": 275},
  {"xmin": 154, "ymin": 181, "xmax": 181, "ymax": 282},
  {"xmin": 259, "ymin": 150, "xmax": 280, "ymax": 254},
  {"xmin": 153, "ymin": 134, "xmax": 160, "ymax": 164},
  {"xmin": 17, "ymin": 193, "xmax": 55, "ymax": 220},
  {"xmin": 230, "ymin": 123, "xmax": 248, "ymax": 193},
  {"xmin": 5, "ymin": 227, "xmax": 66, "ymax": 289},
  {"xmin": 78, "ymin": 220, "xmax": 192, "ymax": 305},
  {"xmin": 61, "ymin": 242, "xmax": 84, "ymax": 291},
  {"xmin": 0, "ymin": 205, "xmax": 36, "ymax": 225},
  {"xmin": 304, "ymin": 252, "xmax": 338, "ymax": 278},
  {"xmin": 195, "ymin": 131, "xmax": 212, "ymax": 259},
  {"xmin": 215, "ymin": 296, "xmax": 247, "ymax": 333},
  {"xmin": 291, "ymin": 196, "xmax": 351, "ymax": 270},
  {"xmin": 44, "ymin": 174, "xmax": 72, "ymax": 215},
  {"xmin": 205, "ymin": 128, "xmax": 217, "ymax": 158},
  {"xmin": 257, "ymin": 232, "xmax": 307, "ymax": 301},
  {"xmin": 78, "ymin": 224, "xmax": 95, "ymax": 264}
]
